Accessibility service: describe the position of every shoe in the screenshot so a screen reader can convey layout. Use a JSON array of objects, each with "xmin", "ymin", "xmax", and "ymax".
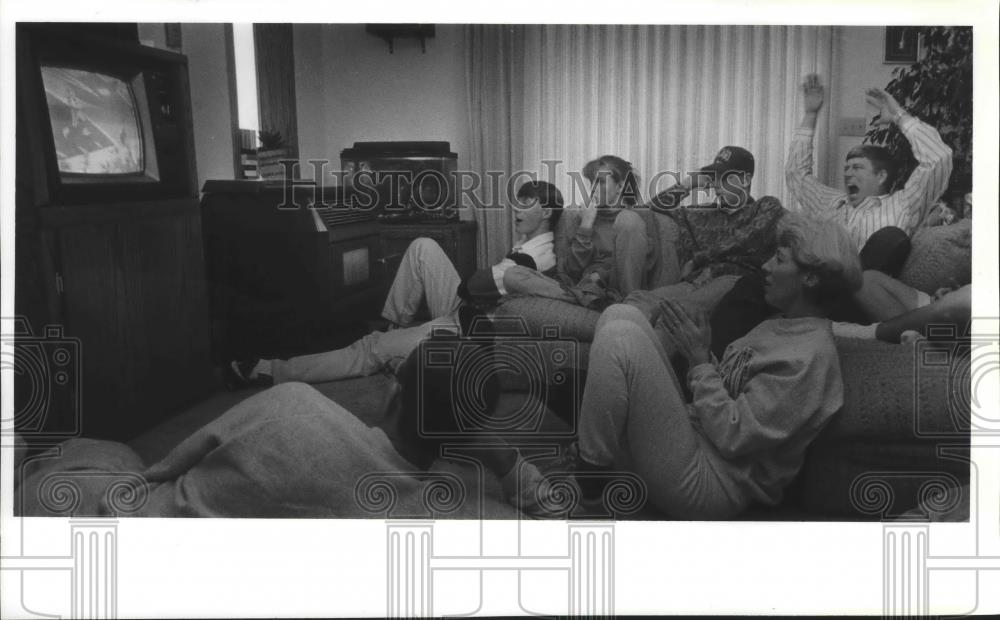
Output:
[
  {"xmin": 538, "ymin": 442, "xmax": 581, "ymax": 476},
  {"xmin": 502, "ymin": 458, "xmax": 573, "ymax": 519},
  {"xmin": 223, "ymin": 358, "xmax": 273, "ymax": 390}
]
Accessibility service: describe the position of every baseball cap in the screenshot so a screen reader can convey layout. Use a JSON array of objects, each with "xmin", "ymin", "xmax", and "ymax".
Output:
[{"xmin": 699, "ymin": 146, "xmax": 755, "ymax": 177}]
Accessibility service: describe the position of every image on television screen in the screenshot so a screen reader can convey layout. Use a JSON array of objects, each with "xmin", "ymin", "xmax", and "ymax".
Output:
[{"xmin": 41, "ymin": 66, "xmax": 144, "ymax": 175}]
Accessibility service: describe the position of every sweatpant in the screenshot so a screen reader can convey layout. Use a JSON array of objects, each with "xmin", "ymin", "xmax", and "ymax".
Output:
[
  {"xmin": 271, "ymin": 238, "xmax": 462, "ymax": 383},
  {"xmin": 578, "ymin": 304, "xmax": 747, "ymax": 519}
]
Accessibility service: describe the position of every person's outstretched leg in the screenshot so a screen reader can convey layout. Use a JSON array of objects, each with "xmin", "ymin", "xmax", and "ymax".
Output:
[
  {"xmin": 852, "ymin": 269, "xmax": 926, "ymax": 322},
  {"xmin": 269, "ymin": 321, "xmax": 442, "ymax": 383},
  {"xmin": 578, "ymin": 304, "xmax": 744, "ymax": 519},
  {"xmin": 382, "ymin": 237, "xmax": 462, "ymax": 325},
  {"xmin": 875, "ymin": 284, "xmax": 971, "ymax": 343},
  {"xmin": 860, "ymin": 226, "xmax": 911, "ymax": 277},
  {"xmin": 611, "ymin": 209, "xmax": 652, "ymax": 295},
  {"xmin": 708, "ymin": 274, "xmax": 775, "ymax": 358}
]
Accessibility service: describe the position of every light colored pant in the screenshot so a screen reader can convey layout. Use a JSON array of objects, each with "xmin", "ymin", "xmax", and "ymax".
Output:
[
  {"xmin": 271, "ymin": 238, "xmax": 462, "ymax": 383},
  {"xmin": 578, "ymin": 304, "xmax": 746, "ymax": 519},
  {"xmin": 382, "ymin": 237, "xmax": 462, "ymax": 326}
]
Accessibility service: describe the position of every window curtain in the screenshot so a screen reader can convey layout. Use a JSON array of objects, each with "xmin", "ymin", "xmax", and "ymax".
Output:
[
  {"xmin": 465, "ymin": 25, "xmax": 837, "ymax": 267},
  {"xmin": 254, "ymin": 23, "xmax": 299, "ymax": 159}
]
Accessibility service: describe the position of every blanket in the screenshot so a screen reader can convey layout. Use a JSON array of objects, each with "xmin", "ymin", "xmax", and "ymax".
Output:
[{"xmin": 16, "ymin": 383, "xmax": 521, "ymax": 519}]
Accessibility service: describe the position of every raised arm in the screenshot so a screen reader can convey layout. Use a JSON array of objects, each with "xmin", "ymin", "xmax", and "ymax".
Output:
[
  {"xmin": 785, "ymin": 74, "xmax": 844, "ymax": 218},
  {"xmin": 559, "ymin": 184, "xmax": 603, "ymax": 281},
  {"xmin": 866, "ymin": 87, "xmax": 954, "ymax": 233}
]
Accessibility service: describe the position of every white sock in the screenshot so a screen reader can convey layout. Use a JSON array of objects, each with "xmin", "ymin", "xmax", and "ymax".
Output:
[
  {"xmin": 831, "ymin": 321, "xmax": 880, "ymax": 339},
  {"xmin": 252, "ymin": 359, "xmax": 273, "ymax": 378}
]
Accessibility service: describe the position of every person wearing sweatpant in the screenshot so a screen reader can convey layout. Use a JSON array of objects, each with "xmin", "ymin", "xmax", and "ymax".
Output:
[{"xmin": 542, "ymin": 215, "xmax": 855, "ymax": 520}]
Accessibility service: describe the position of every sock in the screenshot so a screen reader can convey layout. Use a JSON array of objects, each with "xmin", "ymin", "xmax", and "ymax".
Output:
[
  {"xmin": 831, "ymin": 321, "xmax": 880, "ymax": 339},
  {"xmin": 252, "ymin": 359, "xmax": 273, "ymax": 379}
]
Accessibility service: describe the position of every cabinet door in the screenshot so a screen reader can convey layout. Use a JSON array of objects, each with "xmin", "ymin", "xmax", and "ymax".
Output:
[{"xmin": 56, "ymin": 206, "xmax": 213, "ymax": 439}]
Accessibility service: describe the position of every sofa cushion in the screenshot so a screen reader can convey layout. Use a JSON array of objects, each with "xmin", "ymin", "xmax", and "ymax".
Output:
[
  {"xmin": 899, "ymin": 219, "xmax": 971, "ymax": 294},
  {"xmin": 825, "ymin": 336, "xmax": 971, "ymax": 439}
]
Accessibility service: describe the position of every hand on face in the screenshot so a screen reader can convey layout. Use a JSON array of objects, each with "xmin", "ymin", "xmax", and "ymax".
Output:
[
  {"xmin": 801, "ymin": 73, "xmax": 825, "ymax": 114},
  {"xmin": 866, "ymin": 88, "xmax": 904, "ymax": 126},
  {"xmin": 655, "ymin": 299, "xmax": 712, "ymax": 366}
]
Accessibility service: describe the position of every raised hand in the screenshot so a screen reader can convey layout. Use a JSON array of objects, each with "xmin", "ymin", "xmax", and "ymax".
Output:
[
  {"xmin": 802, "ymin": 73, "xmax": 825, "ymax": 114},
  {"xmin": 865, "ymin": 87, "xmax": 905, "ymax": 126},
  {"xmin": 579, "ymin": 179, "xmax": 599, "ymax": 228},
  {"xmin": 656, "ymin": 299, "xmax": 712, "ymax": 367}
]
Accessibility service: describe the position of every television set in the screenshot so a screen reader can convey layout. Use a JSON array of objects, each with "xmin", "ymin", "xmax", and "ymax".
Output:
[{"xmin": 16, "ymin": 24, "xmax": 198, "ymax": 207}]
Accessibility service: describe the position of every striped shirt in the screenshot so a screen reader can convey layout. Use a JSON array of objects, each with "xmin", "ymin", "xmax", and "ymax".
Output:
[{"xmin": 785, "ymin": 114, "xmax": 952, "ymax": 249}]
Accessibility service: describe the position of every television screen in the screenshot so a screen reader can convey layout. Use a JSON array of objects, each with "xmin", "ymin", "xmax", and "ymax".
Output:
[{"xmin": 41, "ymin": 66, "xmax": 144, "ymax": 175}]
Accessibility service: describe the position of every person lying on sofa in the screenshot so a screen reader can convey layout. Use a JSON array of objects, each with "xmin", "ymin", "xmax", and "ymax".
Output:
[
  {"xmin": 224, "ymin": 180, "xmax": 563, "ymax": 388},
  {"xmin": 502, "ymin": 155, "xmax": 657, "ymax": 310},
  {"xmin": 20, "ymin": 334, "xmax": 559, "ymax": 518},
  {"xmin": 710, "ymin": 74, "xmax": 954, "ymax": 352},
  {"xmin": 526, "ymin": 213, "xmax": 860, "ymax": 519}
]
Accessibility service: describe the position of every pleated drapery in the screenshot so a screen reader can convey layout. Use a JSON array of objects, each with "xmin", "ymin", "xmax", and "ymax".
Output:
[
  {"xmin": 254, "ymin": 24, "xmax": 300, "ymax": 159},
  {"xmin": 465, "ymin": 25, "xmax": 837, "ymax": 267}
]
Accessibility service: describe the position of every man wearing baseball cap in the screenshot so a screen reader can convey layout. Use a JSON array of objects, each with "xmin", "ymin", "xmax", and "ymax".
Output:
[{"xmin": 646, "ymin": 145, "xmax": 786, "ymax": 285}]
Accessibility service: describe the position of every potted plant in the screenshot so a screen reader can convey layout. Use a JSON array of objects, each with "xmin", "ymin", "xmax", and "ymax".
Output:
[
  {"xmin": 257, "ymin": 128, "xmax": 291, "ymax": 180},
  {"xmin": 865, "ymin": 26, "xmax": 972, "ymax": 203}
]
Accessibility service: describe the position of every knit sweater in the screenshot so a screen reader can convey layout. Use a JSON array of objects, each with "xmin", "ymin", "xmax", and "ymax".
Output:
[
  {"xmin": 670, "ymin": 195, "xmax": 787, "ymax": 282},
  {"xmin": 686, "ymin": 316, "xmax": 843, "ymax": 506}
]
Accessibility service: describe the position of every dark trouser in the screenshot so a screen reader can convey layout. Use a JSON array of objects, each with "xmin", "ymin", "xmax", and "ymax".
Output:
[
  {"xmin": 708, "ymin": 272, "xmax": 774, "ymax": 359},
  {"xmin": 859, "ymin": 226, "xmax": 911, "ymax": 277},
  {"xmin": 707, "ymin": 226, "xmax": 912, "ymax": 356}
]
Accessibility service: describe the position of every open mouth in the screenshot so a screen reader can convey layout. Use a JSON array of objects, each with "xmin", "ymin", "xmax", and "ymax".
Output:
[{"xmin": 846, "ymin": 182, "xmax": 859, "ymax": 196}]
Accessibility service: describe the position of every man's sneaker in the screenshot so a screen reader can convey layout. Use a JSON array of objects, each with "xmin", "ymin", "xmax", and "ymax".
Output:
[{"xmin": 223, "ymin": 358, "xmax": 273, "ymax": 390}]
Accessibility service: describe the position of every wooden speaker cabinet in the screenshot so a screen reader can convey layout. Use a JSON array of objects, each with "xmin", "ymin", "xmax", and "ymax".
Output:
[
  {"xmin": 14, "ymin": 201, "xmax": 215, "ymax": 442},
  {"xmin": 201, "ymin": 181, "xmax": 386, "ymax": 361}
]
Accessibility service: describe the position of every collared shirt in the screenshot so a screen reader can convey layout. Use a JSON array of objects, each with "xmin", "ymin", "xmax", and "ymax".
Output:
[
  {"xmin": 491, "ymin": 231, "xmax": 555, "ymax": 294},
  {"xmin": 785, "ymin": 114, "xmax": 952, "ymax": 249}
]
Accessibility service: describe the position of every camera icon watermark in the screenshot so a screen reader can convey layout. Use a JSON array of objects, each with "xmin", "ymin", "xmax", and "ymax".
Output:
[
  {"xmin": 1, "ymin": 317, "xmax": 82, "ymax": 442},
  {"xmin": 912, "ymin": 319, "xmax": 999, "ymax": 438},
  {"xmin": 416, "ymin": 315, "xmax": 581, "ymax": 440}
]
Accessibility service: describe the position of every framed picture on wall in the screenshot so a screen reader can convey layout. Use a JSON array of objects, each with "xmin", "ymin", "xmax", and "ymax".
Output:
[{"xmin": 884, "ymin": 26, "xmax": 920, "ymax": 63}]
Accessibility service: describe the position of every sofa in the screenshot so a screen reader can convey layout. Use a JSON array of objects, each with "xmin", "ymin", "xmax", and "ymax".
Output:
[{"xmin": 495, "ymin": 208, "xmax": 973, "ymax": 520}]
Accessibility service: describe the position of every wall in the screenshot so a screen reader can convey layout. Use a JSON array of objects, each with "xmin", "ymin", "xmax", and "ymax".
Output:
[
  {"xmin": 137, "ymin": 24, "xmax": 235, "ymax": 190},
  {"xmin": 181, "ymin": 24, "xmax": 237, "ymax": 191},
  {"xmin": 151, "ymin": 24, "xmax": 898, "ymax": 200},
  {"xmin": 293, "ymin": 24, "xmax": 469, "ymax": 191},
  {"xmin": 825, "ymin": 26, "xmax": 899, "ymax": 186}
]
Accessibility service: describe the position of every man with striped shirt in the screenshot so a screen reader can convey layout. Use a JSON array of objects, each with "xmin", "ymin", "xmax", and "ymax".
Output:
[
  {"xmin": 786, "ymin": 73, "xmax": 953, "ymax": 264},
  {"xmin": 707, "ymin": 74, "xmax": 954, "ymax": 352}
]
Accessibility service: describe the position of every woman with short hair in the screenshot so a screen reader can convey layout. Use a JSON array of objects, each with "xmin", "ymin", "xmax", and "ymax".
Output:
[{"xmin": 558, "ymin": 213, "xmax": 863, "ymax": 519}]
